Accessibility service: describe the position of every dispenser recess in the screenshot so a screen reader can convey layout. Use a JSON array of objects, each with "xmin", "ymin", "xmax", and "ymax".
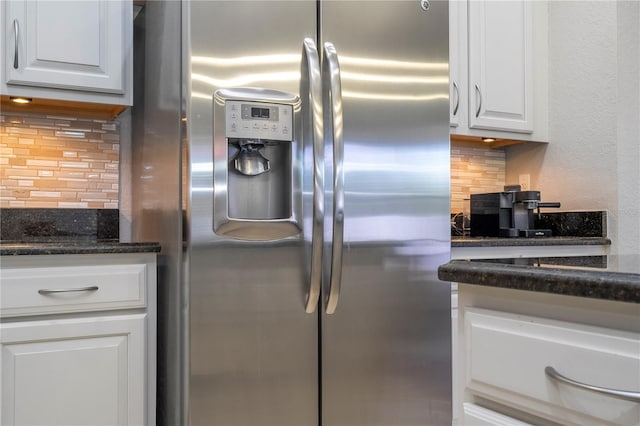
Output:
[{"xmin": 213, "ymin": 88, "xmax": 302, "ymax": 240}]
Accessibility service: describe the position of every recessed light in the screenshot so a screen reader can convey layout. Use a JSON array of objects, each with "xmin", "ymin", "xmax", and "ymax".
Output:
[
  {"xmin": 9, "ymin": 96, "xmax": 32, "ymax": 104},
  {"xmin": 482, "ymin": 138, "xmax": 496, "ymax": 143}
]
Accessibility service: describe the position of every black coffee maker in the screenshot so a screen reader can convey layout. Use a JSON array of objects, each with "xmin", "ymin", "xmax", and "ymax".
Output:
[{"xmin": 470, "ymin": 187, "xmax": 560, "ymax": 237}]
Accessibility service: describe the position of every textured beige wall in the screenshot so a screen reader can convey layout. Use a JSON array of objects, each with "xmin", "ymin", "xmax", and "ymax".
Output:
[
  {"xmin": 506, "ymin": 1, "xmax": 640, "ymax": 255},
  {"xmin": 451, "ymin": 144, "xmax": 506, "ymax": 214},
  {"xmin": 0, "ymin": 112, "xmax": 119, "ymax": 208}
]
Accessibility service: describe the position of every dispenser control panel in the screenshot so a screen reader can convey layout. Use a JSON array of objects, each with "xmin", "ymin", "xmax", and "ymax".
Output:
[{"xmin": 225, "ymin": 101, "xmax": 293, "ymax": 141}]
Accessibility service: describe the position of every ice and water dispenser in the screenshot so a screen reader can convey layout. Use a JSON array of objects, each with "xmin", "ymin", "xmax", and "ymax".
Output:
[{"xmin": 212, "ymin": 88, "xmax": 302, "ymax": 240}]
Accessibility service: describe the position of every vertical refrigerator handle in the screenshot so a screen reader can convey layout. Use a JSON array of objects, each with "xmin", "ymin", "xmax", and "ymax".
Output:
[
  {"xmin": 323, "ymin": 42, "xmax": 344, "ymax": 315},
  {"xmin": 301, "ymin": 38, "xmax": 324, "ymax": 314}
]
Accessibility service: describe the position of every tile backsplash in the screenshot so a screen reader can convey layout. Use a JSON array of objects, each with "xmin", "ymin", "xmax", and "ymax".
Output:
[
  {"xmin": 451, "ymin": 144, "xmax": 506, "ymax": 213},
  {"xmin": 0, "ymin": 112, "xmax": 119, "ymax": 209},
  {"xmin": 1, "ymin": 115, "xmax": 504, "ymax": 214}
]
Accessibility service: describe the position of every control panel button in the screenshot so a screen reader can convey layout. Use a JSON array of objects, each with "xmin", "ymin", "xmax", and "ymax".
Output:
[{"xmin": 225, "ymin": 100, "xmax": 293, "ymax": 141}]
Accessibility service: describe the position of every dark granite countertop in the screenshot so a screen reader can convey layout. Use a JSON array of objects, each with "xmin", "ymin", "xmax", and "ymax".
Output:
[
  {"xmin": 451, "ymin": 236, "xmax": 611, "ymax": 247},
  {"xmin": 0, "ymin": 241, "xmax": 161, "ymax": 256},
  {"xmin": 439, "ymin": 255, "xmax": 640, "ymax": 303},
  {"xmin": 0, "ymin": 208, "xmax": 160, "ymax": 256}
]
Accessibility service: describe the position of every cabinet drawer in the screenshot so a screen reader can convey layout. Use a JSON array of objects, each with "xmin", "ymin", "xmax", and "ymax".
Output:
[
  {"xmin": 464, "ymin": 308, "xmax": 640, "ymax": 425},
  {"xmin": 463, "ymin": 403, "xmax": 532, "ymax": 426},
  {"xmin": 1, "ymin": 264, "xmax": 147, "ymax": 317}
]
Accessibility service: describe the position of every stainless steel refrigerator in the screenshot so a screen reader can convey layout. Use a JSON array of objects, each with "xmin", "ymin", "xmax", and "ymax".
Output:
[{"xmin": 131, "ymin": 1, "xmax": 451, "ymax": 425}]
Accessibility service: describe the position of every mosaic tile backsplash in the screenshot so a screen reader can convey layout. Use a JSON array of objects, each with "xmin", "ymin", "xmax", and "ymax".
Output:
[
  {"xmin": 451, "ymin": 144, "xmax": 506, "ymax": 213},
  {"xmin": 0, "ymin": 112, "xmax": 119, "ymax": 208},
  {"xmin": 1, "ymin": 113, "xmax": 501, "ymax": 214}
]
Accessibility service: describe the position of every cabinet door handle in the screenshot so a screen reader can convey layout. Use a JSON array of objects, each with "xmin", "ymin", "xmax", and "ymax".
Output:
[
  {"xmin": 38, "ymin": 286, "xmax": 99, "ymax": 295},
  {"xmin": 13, "ymin": 19, "xmax": 19, "ymax": 69},
  {"xmin": 545, "ymin": 366, "xmax": 640, "ymax": 403},
  {"xmin": 474, "ymin": 83, "xmax": 482, "ymax": 118},
  {"xmin": 452, "ymin": 81, "xmax": 460, "ymax": 116}
]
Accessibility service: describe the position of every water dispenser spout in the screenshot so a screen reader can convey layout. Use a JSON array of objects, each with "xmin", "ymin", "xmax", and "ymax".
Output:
[{"xmin": 233, "ymin": 140, "xmax": 271, "ymax": 176}]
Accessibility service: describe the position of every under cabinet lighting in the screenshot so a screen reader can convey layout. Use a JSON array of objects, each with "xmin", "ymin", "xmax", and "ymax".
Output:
[
  {"xmin": 482, "ymin": 138, "xmax": 496, "ymax": 143},
  {"xmin": 9, "ymin": 96, "xmax": 32, "ymax": 104}
]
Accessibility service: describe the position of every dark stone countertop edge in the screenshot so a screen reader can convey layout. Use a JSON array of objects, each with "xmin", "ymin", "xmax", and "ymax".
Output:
[
  {"xmin": 438, "ymin": 260, "xmax": 640, "ymax": 304},
  {"xmin": 0, "ymin": 242, "xmax": 161, "ymax": 256},
  {"xmin": 451, "ymin": 237, "xmax": 611, "ymax": 248}
]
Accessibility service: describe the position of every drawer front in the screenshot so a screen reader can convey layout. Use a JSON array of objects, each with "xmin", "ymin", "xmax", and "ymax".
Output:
[
  {"xmin": 463, "ymin": 403, "xmax": 532, "ymax": 426},
  {"xmin": 464, "ymin": 308, "xmax": 640, "ymax": 425},
  {"xmin": 1, "ymin": 264, "xmax": 147, "ymax": 317}
]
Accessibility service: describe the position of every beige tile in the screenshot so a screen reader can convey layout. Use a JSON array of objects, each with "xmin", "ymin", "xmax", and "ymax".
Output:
[
  {"xmin": 5, "ymin": 169, "xmax": 38, "ymax": 177},
  {"xmin": 451, "ymin": 145, "xmax": 506, "ymax": 213},
  {"xmin": 25, "ymin": 201, "xmax": 58, "ymax": 208},
  {"xmin": 59, "ymin": 161, "xmax": 90, "ymax": 169},
  {"xmin": 3, "ymin": 110, "xmax": 119, "ymax": 209},
  {"xmin": 26, "ymin": 159, "xmax": 58, "ymax": 167},
  {"xmin": 30, "ymin": 191, "xmax": 62, "ymax": 198},
  {"xmin": 58, "ymin": 201, "xmax": 89, "ymax": 208}
]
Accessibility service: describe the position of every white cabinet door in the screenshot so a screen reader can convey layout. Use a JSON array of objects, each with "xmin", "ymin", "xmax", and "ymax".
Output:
[
  {"xmin": 1, "ymin": 0, "xmax": 132, "ymax": 106},
  {"xmin": 467, "ymin": 0, "xmax": 533, "ymax": 133},
  {"xmin": 5, "ymin": 0, "xmax": 127, "ymax": 93},
  {"xmin": 449, "ymin": 0, "xmax": 467, "ymax": 128},
  {"xmin": 1, "ymin": 314, "xmax": 145, "ymax": 426}
]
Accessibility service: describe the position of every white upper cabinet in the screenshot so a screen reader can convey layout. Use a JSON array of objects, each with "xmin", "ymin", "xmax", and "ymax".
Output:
[
  {"xmin": 449, "ymin": 0, "xmax": 467, "ymax": 129},
  {"xmin": 450, "ymin": 0, "xmax": 548, "ymax": 142},
  {"xmin": 1, "ymin": 0, "xmax": 132, "ymax": 105},
  {"xmin": 468, "ymin": 0, "xmax": 533, "ymax": 133}
]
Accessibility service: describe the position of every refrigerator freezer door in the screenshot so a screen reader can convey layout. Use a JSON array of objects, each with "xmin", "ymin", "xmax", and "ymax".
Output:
[
  {"xmin": 187, "ymin": 2, "xmax": 319, "ymax": 425},
  {"xmin": 319, "ymin": 1, "xmax": 452, "ymax": 425}
]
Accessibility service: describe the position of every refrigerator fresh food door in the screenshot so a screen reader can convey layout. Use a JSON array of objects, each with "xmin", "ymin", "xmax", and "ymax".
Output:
[
  {"xmin": 319, "ymin": 1, "xmax": 452, "ymax": 425},
  {"xmin": 187, "ymin": 2, "xmax": 319, "ymax": 425}
]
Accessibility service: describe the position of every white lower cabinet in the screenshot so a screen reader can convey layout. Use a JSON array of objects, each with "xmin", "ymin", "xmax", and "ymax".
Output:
[
  {"xmin": 456, "ymin": 285, "xmax": 640, "ymax": 426},
  {"xmin": 0, "ymin": 253, "xmax": 156, "ymax": 426},
  {"xmin": 2, "ymin": 314, "xmax": 145, "ymax": 425}
]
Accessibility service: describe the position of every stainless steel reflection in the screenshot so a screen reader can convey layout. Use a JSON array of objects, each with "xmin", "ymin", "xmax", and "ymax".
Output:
[{"xmin": 132, "ymin": 1, "xmax": 450, "ymax": 425}]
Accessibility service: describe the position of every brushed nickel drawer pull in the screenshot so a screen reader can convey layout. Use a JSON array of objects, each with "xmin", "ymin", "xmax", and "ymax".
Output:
[
  {"xmin": 38, "ymin": 286, "xmax": 99, "ymax": 295},
  {"xmin": 545, "ymin": 366, "xmax": 640, "ymax": 402}
]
